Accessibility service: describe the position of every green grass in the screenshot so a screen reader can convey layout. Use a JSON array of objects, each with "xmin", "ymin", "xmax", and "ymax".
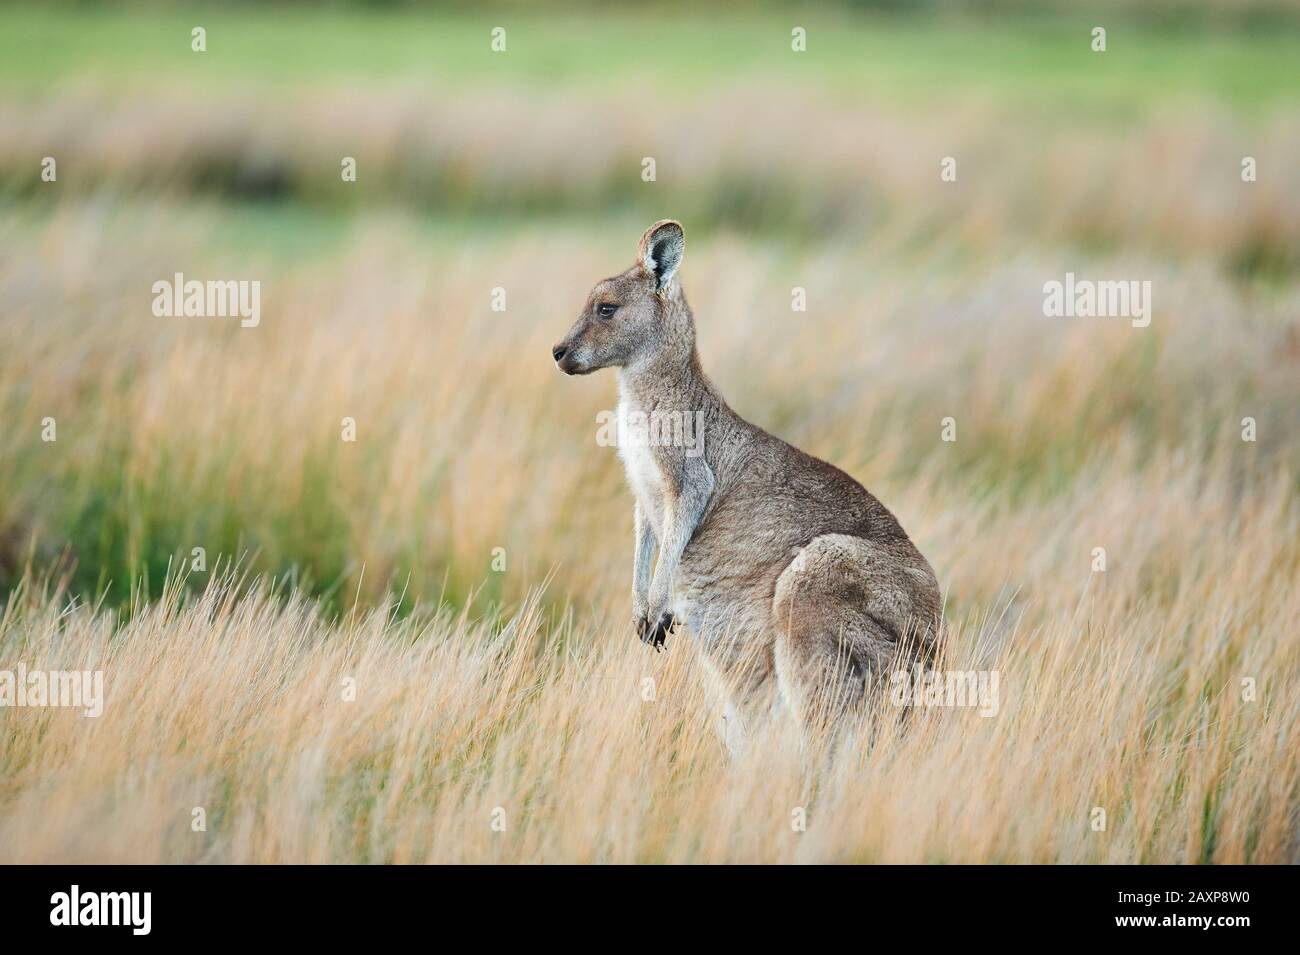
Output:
[{"xmin": 1, "ymin": 6, "xmax": 1298, "ymax": 112}]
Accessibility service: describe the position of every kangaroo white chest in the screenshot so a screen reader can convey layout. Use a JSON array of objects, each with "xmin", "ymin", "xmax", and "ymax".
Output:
[{"xmin": 616, "ymin": 399, "xmax": 668, "ymax": 523}]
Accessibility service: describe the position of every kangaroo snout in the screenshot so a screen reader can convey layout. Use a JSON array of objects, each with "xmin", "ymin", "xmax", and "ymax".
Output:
[
  {"xmin": 552, "ymin": 341, "xmax": 579, "ymax": 375},
  {"xmin": 552, "ymin": 338, "xmax": 595, "ymax": 376}
]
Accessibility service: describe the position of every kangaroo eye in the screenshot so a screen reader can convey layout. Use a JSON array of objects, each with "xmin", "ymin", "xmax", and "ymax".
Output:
[{"xmin": 596, "ymin": 303, "xmax": 618, "ymax": 319}]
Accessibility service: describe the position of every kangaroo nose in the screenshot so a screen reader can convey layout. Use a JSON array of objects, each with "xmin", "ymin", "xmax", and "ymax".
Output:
[{"xmin": 552, "ymin": 344, "xmax": 568, "ymax": 362}]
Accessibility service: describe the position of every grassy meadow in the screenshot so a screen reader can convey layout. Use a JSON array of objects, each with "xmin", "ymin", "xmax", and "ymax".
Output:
[{"xmin": 1, "ymin": 3, "xmax": 1298, "ymax": 863}]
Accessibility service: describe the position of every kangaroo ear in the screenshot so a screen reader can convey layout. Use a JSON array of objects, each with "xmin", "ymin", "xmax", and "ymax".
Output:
[{"xmin": 638, "ymin": 220, "xmax": 685, "ymax": 292}]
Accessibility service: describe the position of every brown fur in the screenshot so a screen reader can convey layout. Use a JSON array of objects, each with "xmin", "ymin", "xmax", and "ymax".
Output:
[{"xmin": 554, "ymin": 221, "xmax": 942, "ymax": 750}]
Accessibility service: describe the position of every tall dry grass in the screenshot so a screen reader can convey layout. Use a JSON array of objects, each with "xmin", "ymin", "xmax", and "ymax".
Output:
[
  {"xmin": 1, "ymin": 201, "xmax": 1297, "ymax": 860},
  {"xmin": 3, "ymin": 200, "xmax": 1298, "ymax": 606},
  {"xmin": 1, "ymin": 454, "xmax": 1295, "ymax": 864}
]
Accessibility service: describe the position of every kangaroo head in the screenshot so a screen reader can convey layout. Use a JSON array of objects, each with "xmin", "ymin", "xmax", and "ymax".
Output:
[{"xmin": 552, "ymin": 219, "xmax": 688, "ymax": 376}]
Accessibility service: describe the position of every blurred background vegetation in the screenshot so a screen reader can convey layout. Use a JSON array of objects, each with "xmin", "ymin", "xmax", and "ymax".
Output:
[{"xmin": 1, "ymin": 1, "xmax": 1297, "ymax": 611}]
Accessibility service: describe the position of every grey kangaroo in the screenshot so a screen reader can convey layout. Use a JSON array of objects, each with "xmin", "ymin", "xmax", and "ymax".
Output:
[{"xmin": 552, "ymin": 220, "xmax": 942, "ymax": 750}]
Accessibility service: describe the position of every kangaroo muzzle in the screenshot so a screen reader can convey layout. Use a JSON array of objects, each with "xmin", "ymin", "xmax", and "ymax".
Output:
[{"xmin": 551, "ymin": 340, "xmax": 588, "ymax": 375}]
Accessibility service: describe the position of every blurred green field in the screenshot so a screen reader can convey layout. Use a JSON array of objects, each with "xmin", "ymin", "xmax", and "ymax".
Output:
[{"xmin": 3, "ymin": 6, "xmax": 1300, "ymax": 106}]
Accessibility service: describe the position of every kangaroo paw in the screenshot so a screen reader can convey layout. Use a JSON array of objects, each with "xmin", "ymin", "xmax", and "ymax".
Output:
[{"xmin": 642, "ymin": 611, "xmax": 676, "ymax": 651}]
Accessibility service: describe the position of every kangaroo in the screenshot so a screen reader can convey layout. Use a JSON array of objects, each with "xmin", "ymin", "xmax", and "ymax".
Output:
[{"xmin": 552, "ymin": 220, "xmax": 942, "ymax": 751}]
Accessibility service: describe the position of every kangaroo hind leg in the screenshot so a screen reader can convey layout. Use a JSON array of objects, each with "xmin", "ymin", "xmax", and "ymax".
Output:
[{"xmin": 771, "ymin": 534, "xmax": 936, "ymax": 743}]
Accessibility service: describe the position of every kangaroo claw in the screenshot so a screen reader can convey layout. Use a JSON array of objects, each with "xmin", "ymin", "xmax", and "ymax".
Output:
[{"xmin": 641, "ymin": 611, "xmax": 676, "ymax": 651}]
